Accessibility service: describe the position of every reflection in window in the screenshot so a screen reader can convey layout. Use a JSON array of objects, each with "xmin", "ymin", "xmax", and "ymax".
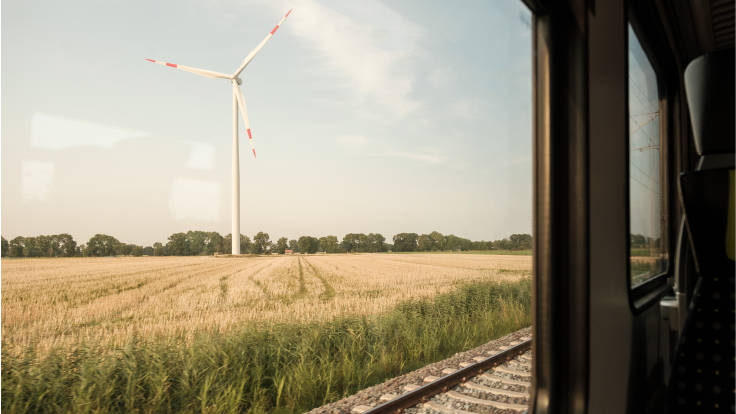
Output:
[{"xmin": 628, "ymin": 24, "xmax": 665, "ymax": 287}]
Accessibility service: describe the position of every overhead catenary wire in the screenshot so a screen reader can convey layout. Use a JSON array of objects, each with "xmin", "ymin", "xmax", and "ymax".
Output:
[
  {"xmin": 630, "ymin": 174, "xmax": 660, "ymax": 195},
  {"xmin": 630, "ymin": 161, "xmax": 660, "ymax": 184},
  {"xmin": 628, "ymin": 76, "xmax": 659, "ymax": 147},
  {"xmin": 629, "ymin": 113, "xmax": 659, "ymax": 135}
]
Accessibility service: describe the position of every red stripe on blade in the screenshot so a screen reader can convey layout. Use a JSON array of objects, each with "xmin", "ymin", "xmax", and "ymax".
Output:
[
  {"xmin": 285, "ymin": 9, "xmax": 292, "ymax": 17},
  {"xmin": 271, "ymin": 25, "xmax": 279, "ymax": 34},
  {"xmin": 145, "ymin": 59, "xmax": 155, "ymax": 62},
  {"xmin": 253, "ymin": 149, "xmax": 256, "ymax": 157},
  {"xmin": 247, "ymin": 129, "xmax": 252, "ymax": 139},
  {"xmin": 166, "ymin": 63, "xmax": 178, "ymax": 68}
]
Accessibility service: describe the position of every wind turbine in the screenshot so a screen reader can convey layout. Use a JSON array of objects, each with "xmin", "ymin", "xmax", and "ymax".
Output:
[{"xmin": 146, "ymin": 10, "xmax": 291, "ymax": 255}]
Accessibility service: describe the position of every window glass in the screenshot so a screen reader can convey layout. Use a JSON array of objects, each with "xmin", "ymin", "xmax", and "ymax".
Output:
[
  {"xmin": 2, "ymin": 1, "xmax": 534, "ymax": 411},
  {"xmin": 628, "ymin": 24, "xmax": 665, "ymax": 287}
]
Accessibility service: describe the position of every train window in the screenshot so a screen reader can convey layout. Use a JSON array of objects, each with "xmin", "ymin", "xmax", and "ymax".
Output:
[
  {"xmin": 628, "ymin": 24, "xmax": 666, "ymax": 288},
  {"xmin": 2, "ymin": 2, "xmax": 535, "ymax": 413}
]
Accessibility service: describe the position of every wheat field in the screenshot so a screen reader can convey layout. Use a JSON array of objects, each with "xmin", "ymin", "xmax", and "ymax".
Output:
[{"xmin": 2, "ymin": 254, "xmax": 531, "ymax": 354}]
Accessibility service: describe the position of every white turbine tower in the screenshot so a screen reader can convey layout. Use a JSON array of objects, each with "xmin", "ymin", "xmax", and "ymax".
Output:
[{"xmin": 146, "ymin": 9, "xmax": 291, "ymax": 255}]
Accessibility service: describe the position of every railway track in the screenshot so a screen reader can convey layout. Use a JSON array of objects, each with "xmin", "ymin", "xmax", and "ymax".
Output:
[{"xmin": 350, "ymin": 338, "xmax": 532, "ymax": 414}]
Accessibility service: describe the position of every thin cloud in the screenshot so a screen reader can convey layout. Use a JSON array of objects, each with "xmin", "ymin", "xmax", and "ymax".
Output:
[
  {"xmin": 387, "ymin": 150, "xmax": 444, "ymax": 164},
  {"xmin": 338, "ymin": 134, "xmax": 444, "ymax": 164},
  {"xmin": 282, "ymin": 0, "xmax": 421, "ymax": 117}
]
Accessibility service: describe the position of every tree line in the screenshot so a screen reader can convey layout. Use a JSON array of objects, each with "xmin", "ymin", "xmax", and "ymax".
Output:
[
  {"xmin": 0, "ymin": 231, "xmax": 532, "ymax": 258},
  {"xmin": 630, "ymin": 234, "xmax": 661, "ymax": 249},
  {"xmin": 392, "ymin": 232, "xmax": 532, "ymax": 252}
]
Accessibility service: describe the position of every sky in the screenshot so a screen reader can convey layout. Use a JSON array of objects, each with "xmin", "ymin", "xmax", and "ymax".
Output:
[
  {"xmin": 2, "ymin": 0, "xmax": 533, "ymax": 246},
  {"xmin": 628, "ymin": 24, "xmax": 662, "ymax": 240}
]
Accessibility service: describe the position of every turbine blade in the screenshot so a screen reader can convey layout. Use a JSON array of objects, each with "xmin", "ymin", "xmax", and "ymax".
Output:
[
  {"xmin": 145, "ymin": 59, "xmax": 230, "ymax": 79},
  {"xmin": 233, "ymin": 83, "xmax": 256, "ymax": 158},
  {"xmin": 233, "ymin": 9, "xmax": 291, "ymax": 77}
]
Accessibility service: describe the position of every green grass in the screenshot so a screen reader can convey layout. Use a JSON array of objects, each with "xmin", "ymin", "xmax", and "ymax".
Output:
[
  {"xmin": 389, "ymin": 250, "xmax": 533, "ymax": 256},
  {"xmin": 2, "ymin": 278, "xmax": 531, "ymax": 414}
]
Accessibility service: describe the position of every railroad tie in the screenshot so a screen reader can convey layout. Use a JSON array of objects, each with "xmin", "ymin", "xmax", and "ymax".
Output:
[
  {"xmin": 460, "ymin": 380, "xmax": 530, "ymax": 398},
  {"xmin": 472, "ymin": 356, "xmax": 485, "ymax": 362},
  {"xmin": 442, "ymin": 390, "xmax": 528, "ymax": 412},
  {"xmin": 441, "ymin": 368, "xmax": 457, "ymax": 375},
  {"xmin": 404, "ymin": 383, "xmax": 422, "ymax": 392},
  {"xmin": 458, "ymin": 362, "xmax": 472, "ymax": 368},
  {"xmin": 423, "ymin": 375, "xmax": 441, "ymax": 383},
  {"xmin": 351, "ymin": 405, "xmax": 372, "ymax": 413},
  {"xmin": 379, "ymin": 393, "xmax": 397, "ymax": 402},
  {"xmin": 494, "ymin": 365, "xmax": 531, "ymax": 378},
  {"xmin": 422, "ymin": 400, "xmax": 476, "ymax": 414},
  {"xmin": 509, "ymin": 359, "xmax": 532, "ymax": 369},
  {"xmin": 480, "ymin": 372, "xmax": 532, "ymax": 387}
]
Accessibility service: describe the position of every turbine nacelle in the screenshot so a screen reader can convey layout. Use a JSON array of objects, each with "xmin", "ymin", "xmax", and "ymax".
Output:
[{"xmin": 231, "ymin": 77, "xmax": 243, "ymax": 85}]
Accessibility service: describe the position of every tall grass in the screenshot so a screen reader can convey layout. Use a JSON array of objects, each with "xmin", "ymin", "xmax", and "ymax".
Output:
[{"xmin": 2, "ymin": 278, "xmax": 531, "ymax": 414}]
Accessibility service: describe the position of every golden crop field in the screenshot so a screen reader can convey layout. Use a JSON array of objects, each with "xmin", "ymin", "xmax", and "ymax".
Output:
[{"xmin": 1, "ymin": 254, "xmax": 531, "ymax": 355}]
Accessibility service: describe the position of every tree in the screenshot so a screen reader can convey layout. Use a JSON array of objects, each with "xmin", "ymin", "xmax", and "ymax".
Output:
[
  {"xmin": 392, "ymin": 233, "xmax": 418, "ymax": 252},
  {"xmin": 35, "ymin": 235, "xmax": 55, "ymax": 257},
  {"xmin": 1, "ymin": 236, "xmax": 8, "ymax": 257},
  {"xmin": 143, "ymin": 246, "xmax": 154, "ymax": 256},
  {"xmin": 8, "ymin": 237, "xmax": 24, "ymax": 257},
  {"xmin": 417, "ymin": 234, "xmax": 433, "ymax": 251},
  {"xmin": 153, "ymin": 242, "xmax": 165, "ymax": 256},
  {"xmin": 57, "ymin": 233, "xmax": 77, "ymax": 257},
  {"xmin": 445, "ymin": 234, "xmax": 460, "ymax": 251},
  {"xmin": 219, "ymin": 234, "xmax": 233, "ymax": 254},
  {"xmin": 187, "ymin": 231, "xmax": 208, "ymax": 255},
  {"xmin": 370, "ymin": 233, "xmax": 386, "ymax": 252},
  {"xmin": 471, "ymin": 240, "xmax": 490, "ymax": 251},
  {"xmin": 508, "ymin": 234, "xmax": 532, "ymax": 250},
  {"xmin": 167, "ymin": 233, "xmax": 190, "ymax": 256},
  {"xmin": 341, "ymin": 233, "xmax": 360, "ymax": 253},
  {"xmin": 630, "ymin": 234, "xmax": 647, "ymax": 248},
  {"xmin": 275, "ymin": 237, "xmax": 288, "ymax": 254},
  {"xmin": 251, "ymin": 232, "xmax": 270, "ymax": 254},
  {"xmin": 319, "ymin": 235, "xmax": 339, "ymax": 253},
  {"xmin": 459, "ymin": 238, "xmax": 472, "ymax": 251},
  {"xmin": 207, "ymin": 232, "xmax": 223, "ymax": 255},
  {"xmin": 509, "ymin": 234, "xmax": 526, "ymax": 250},
  {"xmin": 22, "ymin": 237, "xmax": 38, "ymax": 257},
  {"xmin": 494, "ymin": 238, "xmax": 512, "ymax": 250},
  {"xmin": 298, "ymin": 236, "xmax": 319, "ymax": 254},
  {"xmin": 131, "ymin": 245, "xmax": 144, "ymax": 257},
  {"xmin": 240, "ymin": 235, "xmax": 253, "ymax": 254},
  {"xmin": 297, "ymin": 236, "xmax": 311, "ymax": 254},
  {"xmin": 289, "ymin": 239, "xmax": 299, "ymax": 253},
  {"xmin": 116, "ymin": 243, "xmax": 133, "ymax": 256},
  {"xmin": 355, "ymin": 233, "xmax": 370, "ymax": 252},
  {"xmin": 429, "ymin": 231, "xmax": 446, "ymax": 251},
  {"xmin": 86, "ymin": 234, "xmax": 119, "ymax": 257}
]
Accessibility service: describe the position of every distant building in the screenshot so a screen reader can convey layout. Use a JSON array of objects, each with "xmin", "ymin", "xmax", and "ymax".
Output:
[{"xmin": 285, "ymin": 250, "xmax": 293, "ymax": 254}]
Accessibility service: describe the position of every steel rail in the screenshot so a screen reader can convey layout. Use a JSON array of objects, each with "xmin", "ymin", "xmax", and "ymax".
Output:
[{"xmin": 360, "ymin": 339, "xmax": 533, "ymax": 414}]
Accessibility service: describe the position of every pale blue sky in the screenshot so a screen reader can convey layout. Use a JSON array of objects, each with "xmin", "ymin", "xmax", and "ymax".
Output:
[{"xmin": 2, "ymin": 0, "xmax": 532, "ymax": 246}]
